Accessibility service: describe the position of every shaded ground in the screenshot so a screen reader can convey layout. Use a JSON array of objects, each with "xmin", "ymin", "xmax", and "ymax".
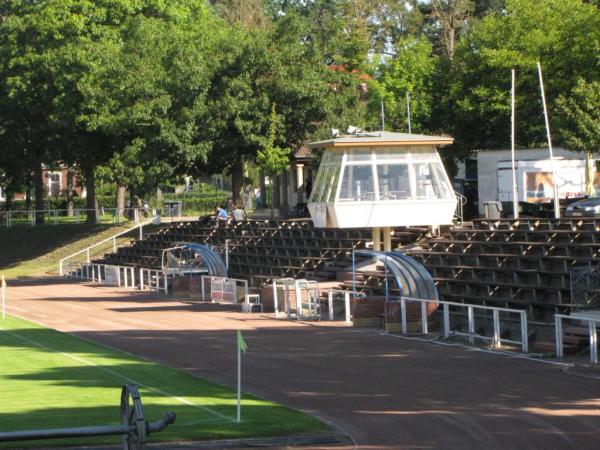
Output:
[
  {"xmin": 5, "ymin": 279, "xmax": 600, "ymax": 449},
  {"xmin": 0, "ymin": 224, "xmax": 133, "ymax": 278}
]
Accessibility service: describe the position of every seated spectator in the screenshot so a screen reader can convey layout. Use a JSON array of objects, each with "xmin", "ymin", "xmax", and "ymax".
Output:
[
  {"xmin": 232, "ymin": 204, "xmax": 248, "ymax": 223},
  {"xmin": 214, "ymin": 204, "xmax": 229, "ymax": 225}
]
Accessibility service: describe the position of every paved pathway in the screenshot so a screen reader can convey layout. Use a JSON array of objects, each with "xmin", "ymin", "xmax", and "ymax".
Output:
[{"xmin": 5, "ymin": 280, "xmax": 600, "ymax": 449}]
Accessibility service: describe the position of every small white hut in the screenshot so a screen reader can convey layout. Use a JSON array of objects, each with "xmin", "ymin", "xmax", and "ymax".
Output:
[{"xmin": 307, "ymin": 131, "xmax": 456, "ymax": 250}]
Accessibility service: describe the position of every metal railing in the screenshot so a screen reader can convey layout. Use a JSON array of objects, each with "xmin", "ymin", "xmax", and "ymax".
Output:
[
  {"xmin": 454, "ymin": 191, "xmax": 468, "ymax": 226},
  {"xmin": 555, "ymin": 313, "xmax": 600, "ymax": 364},
  {"xmin": 59, "ymin": 216, "xmax": 159, "ymax": 276},
  {"xmin": 0, "ymin": 207, "xmax": 157, "ymax": 227},
  {"xmin": 323, "ymin": 289, "xmax": 365, "ymax": 323},
  {"xmin": 395, "ymin": 297, "xmax": 529, "ymax": 353},
  {"xmin": 139, "ymin": 268, "xmax": 169, "ymax": 294}
]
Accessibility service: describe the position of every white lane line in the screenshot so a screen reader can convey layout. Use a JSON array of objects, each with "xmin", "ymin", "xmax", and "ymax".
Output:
[{"xmin": 0, "ymin": 326, "xmax": 234, "ymax": 423}]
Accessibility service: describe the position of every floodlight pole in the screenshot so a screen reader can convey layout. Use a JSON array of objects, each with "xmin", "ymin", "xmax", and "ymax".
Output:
[
  {"xmin": 537, "ymin": 61, "xmax": 560, "ymax": 219},
  {"xmin": 406, "ymin": 92, "xmax": 412, "ymax": 134},
  {"xmin": 511, "ymin": 69, "xmax": 519, "ymax": 218}
]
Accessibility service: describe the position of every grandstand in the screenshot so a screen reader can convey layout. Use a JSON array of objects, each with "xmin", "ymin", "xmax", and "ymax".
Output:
[{"xmin": 94, "ymin": 216, "xmax": 600, "ymax": 324}]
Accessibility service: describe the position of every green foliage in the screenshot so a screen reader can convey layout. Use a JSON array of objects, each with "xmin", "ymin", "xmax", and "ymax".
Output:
[
  {"xmin": 371, "ymin": 38, "xmax": 437, "ymax": 133},
  {"xmin": 450, "ymin": 0, "xmax": 600, "ymax": 152},
  {"xmin": 256, "ymin": 103, "xmax": 292, "ymax": 176},
  {"xmin": 556, "ymin": 79, "xmax": 600, "ymax": 155}
]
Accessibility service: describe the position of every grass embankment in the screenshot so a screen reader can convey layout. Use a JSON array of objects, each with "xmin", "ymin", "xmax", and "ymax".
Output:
[
  {"xmin": 0, "ymin": 223, "xmax": 134, "ymax": 278},
  {"xmin": 0, "ymin": 315, "xmax": 327, "ymax": 447}
]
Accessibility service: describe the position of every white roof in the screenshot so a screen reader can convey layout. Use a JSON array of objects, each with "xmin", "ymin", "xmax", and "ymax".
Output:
[{"xmin": 308, "ymin": 131, "xmax": 453, "ymax": 148}]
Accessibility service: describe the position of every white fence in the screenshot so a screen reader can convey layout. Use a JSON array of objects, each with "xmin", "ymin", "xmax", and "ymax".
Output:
[
  {"xmin": 394, "ymin": 297, "xmax": 529, "ymax": 353},
  {"xmin": 1, "ymin": 207, "xmax": 156, "ymax": 227},
  {"xmin": 65, "ymin": 263, "xmax": 168, "ymax": 294},
  {"xmin": 555, "ymin": 313, "xmax": 600, "ymax": 364}
]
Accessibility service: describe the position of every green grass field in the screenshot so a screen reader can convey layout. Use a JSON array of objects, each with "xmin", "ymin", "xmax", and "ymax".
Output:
[{"xmin": 0, "ymin": 315, "xmax": 327, "ymax": 447}]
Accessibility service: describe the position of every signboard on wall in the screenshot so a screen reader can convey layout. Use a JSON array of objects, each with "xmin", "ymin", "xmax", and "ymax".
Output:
[
  {"xmin": 498, "ymin": 159, "xmax": 593, "ymax": 203},
  {"xmin": 210, "ymin": 277, "xmax": 237, "ymax": 303}
]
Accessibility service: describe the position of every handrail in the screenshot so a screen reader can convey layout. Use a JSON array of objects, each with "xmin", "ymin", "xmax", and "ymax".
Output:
[
  {"xmin": 454, "ymin": 191, "xmax": 467, "ymax": 226},
  {"xmin": 59, "ymin": 216, "xmax": 158, "ymax": 275},
  {"xmin": 396, "ymin": 296, "xmax": 528, "ymax": 353},
  {"xmin": 555, "ymin": 313, "xmax": 600, "ymax": 364}
]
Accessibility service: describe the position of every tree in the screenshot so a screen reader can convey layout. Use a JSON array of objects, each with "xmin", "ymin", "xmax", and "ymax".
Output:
[
  {"xmin": 421, "ymin": 0, "xmax": 474, "ymax": 59},
  {"xmin": 370, "ymin": 38, "xmax": 437, "ymax": 133},
  {"xmin": 257, "ymin": 103, "xmax": 291, "ymax": 217},
  {"xmin": 556, "ymin": 79, "xmax": 600, "ymax": 195},
  {"xmin": 449, "ymin": 0, "xmax": 600, "ymax": 156}
]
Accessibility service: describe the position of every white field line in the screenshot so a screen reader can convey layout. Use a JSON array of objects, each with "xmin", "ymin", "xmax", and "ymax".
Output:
[{"xmin": 0, "ymin": 325, "xmax": 235, "ymax": 423}]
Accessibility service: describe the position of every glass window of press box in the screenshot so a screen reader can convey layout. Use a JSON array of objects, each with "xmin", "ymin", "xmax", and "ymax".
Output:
[{"xmin": 309, "ymin": 147, "xmax": 453, "ymax": 203}]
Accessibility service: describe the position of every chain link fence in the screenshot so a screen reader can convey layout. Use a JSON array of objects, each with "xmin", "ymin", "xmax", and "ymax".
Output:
[{"xmin": 571, "ymin": 264, "xmax": 600, "ymax": 312}]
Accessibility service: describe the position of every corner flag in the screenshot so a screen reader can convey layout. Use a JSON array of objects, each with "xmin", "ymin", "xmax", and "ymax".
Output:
[{"xmin": 237, "ymin": 330, "xmax": 247, "ymax": 354}]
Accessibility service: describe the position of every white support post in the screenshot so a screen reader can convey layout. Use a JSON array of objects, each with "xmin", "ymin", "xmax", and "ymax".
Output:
[
  {"xmin": 59, "ymin": 260, "xmax": 63, "ymax": 276},
  {"xmin": 555, "ymin": 316, "xmax": 563, "ymax": 358},
  {"xmin": 91, "ymin": 265, "xmax": 96, "ymax": 283},
  {"xmin": 537, "ymin": 61, "xmax": 560, "ymax": 219},
  {"xmin": 295, "ymin": 281, "xmax": 303, "ymax": 320},
  {"xmin": 344, "ymin": 291, "xmax": 351, "ymax": 324},
  {"xmin": 273, "ymin": 281, "xmax": 279, "ymax": 318},
  {"xmin": 163, "ymin": 272, "xmax": 168, "ymax": 294},
  {"xmin": 520, "ymin": 311, "xmax": 529, "ymax": 353},
  {"xmin": 139, "ymin": 268, "xmax": 144, "ymax": 291},
  {"xmin": 139, "ymin": 222, "xmax": 143, "ymax": 240},
  {"xmin": 147, "ymin": 270, "xmax": 151, "ymax": 291},
  {"xmin": 443, "ymin": 303, "xmax": 450, "ymax": 338},
  {"xmin": 201, "ymin": 276, "xmax": 206, "ymax": 301},
  {"xmin": 420, "ymin": 301, "xmax": 428, "ymax": 334},
  {"xmin": 130, "ymin": 268, "xmax": 134, "ymax": 288},
  {"xmin": 589, "ymin": 321, "xmax": 598, "ymax": 365},
  {"xmin": 123, "ymin": 267, "xmax": 128, "ymax": 287},
  {"xmin": 113, "ymin": 237, "xmax": 117, "ymax": 253},
  {"xmin": 401, "ymin": 297, "xmax": 407, "ymax": 334},
  {"xmin": 328, "ymin": 290, "xmax": 334, "ymax": 321},
  {"xmin": 511, "ymin": 68, "xmax": 519, "ymax": 218},
  {"xmin": 225, "ymin": 240, "xmax": 230, "ymax": 272},
  {"xmin": 86, "ymin": 248, "xmax": 90, "ymax": 264},
  {"xmin": 493, "ymin": 309, "xmax": 501, "ymax": 348},
  {"xmin": 468, "ymin": 306, "xmax": 475, "ymax": 345}
]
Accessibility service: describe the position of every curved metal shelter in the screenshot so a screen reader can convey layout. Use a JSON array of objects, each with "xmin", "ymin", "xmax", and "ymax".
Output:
[
  {"xmin": 161, "ymin": 243, "xmax": 227, "ymax": 277},
  {"xmin": 352, "ymin": 250, "xmax": 438, "ymax": 300}
]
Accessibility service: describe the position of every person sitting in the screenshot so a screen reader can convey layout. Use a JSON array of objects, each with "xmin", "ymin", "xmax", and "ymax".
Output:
[
  {"xmin": 232, "ymin": 203, "xmax": 248, "ymax": 223},
  {"xmin": 214, "ymin": 204, "xmax": 229, "ymax": 226}
]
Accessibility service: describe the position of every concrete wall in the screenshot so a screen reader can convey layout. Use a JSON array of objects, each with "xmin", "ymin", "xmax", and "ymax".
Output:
[{"xmin": 476, "ymin": 148, "xmax": 585, "ymax": 215}]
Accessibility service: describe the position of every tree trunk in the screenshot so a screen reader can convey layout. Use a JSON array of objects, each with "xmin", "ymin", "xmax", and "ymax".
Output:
[
  {"xmin": 24, "ymin": 177, "xmax": 32, "ymax": 211},
  {"xmin": 271, "ymin": 175, "xmax": 280, "ymax": 219},
  {"xmin": 231, "ymin": 158, "xmax": 243, "ymax": 204},
  {"xmin": 116, "ymin": 185, "xmax": 126, "ymax": 222},
  {"xmin": 33, "ymin": 161, "xmax": 45, "ymax": 225},
  {"xmin": 259, "ymin": 171, "xmax": 266, "ymax": 208},
  {"xmin": 84, "ymin": 165, "xmax": 97, "ymax": 224},
  {"xmin": 66, "ymin": 166, "xmax": 74, "ymax": 217}
]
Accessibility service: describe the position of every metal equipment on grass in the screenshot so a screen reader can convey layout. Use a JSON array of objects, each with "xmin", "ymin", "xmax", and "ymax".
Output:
[{"xmin": 0, "ymin": 384, "xmax": 176, "ymax": 450}]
